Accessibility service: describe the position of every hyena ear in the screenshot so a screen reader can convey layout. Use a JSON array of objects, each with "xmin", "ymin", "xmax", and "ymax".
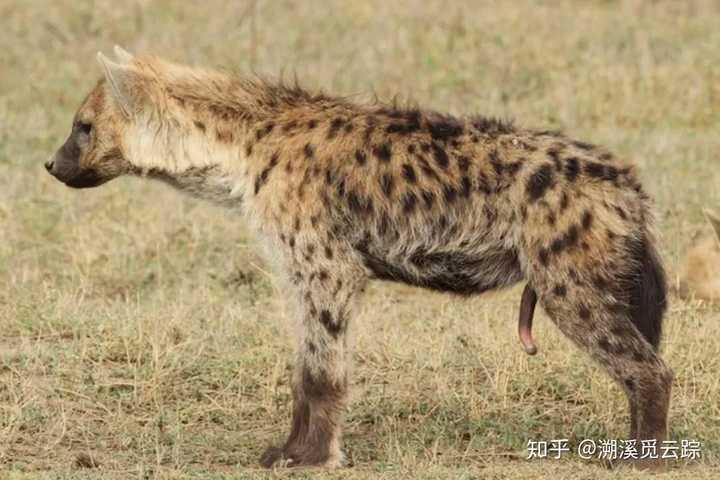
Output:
[
  {"xmin": 704, "ymin": 209, "xmax": 720, "ymax": 243},
  {"xmin": 113, "ymin": 45, "xmax": 134, "ymax": 64},
  {"xmin": 97, "ymin": 52, "xmax": 138, "ymax": 118}
]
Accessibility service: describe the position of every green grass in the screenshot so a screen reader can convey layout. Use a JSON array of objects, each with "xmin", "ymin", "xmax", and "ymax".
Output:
[{"xmin": 1, "ymin": 0, "xmax": 719, "ymax": 478}]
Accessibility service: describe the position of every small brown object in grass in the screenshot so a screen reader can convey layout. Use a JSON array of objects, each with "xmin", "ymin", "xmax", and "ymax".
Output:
[
  {"xmin": 679, "ymin": 209, "xmax": 720, "ymax": 302},
  {"xmin": 74, "ymin": 452, "xmax": 100, "ymax": 469}
]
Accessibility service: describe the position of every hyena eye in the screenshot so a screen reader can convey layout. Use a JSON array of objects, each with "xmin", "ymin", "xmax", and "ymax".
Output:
[{"xmin": 76, "ymin": 121, "xmax": 92, "ymax": 135}]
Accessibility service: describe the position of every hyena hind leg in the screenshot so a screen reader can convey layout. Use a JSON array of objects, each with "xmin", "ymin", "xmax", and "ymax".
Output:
[
  {"xmin": 260, "ymin": 248, "xmax": 367, "ymax": 469},
  {"xmin": 536, "ymin": 285, "xmax": 672, "ymax": 471}
]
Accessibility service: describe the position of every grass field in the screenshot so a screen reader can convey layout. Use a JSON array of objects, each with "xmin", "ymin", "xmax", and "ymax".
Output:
[{"xmin": 1, "ymin": 0, "xmax": 720, "ymax": 478}]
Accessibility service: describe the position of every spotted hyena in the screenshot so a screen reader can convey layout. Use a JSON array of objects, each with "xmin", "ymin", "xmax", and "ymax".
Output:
[{"xmin": 46, "ymin": 47, "xmax": 672, "ymax": 471}]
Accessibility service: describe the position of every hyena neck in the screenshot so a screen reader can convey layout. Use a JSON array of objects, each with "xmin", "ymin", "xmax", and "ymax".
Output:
[{"xmin": 126, "ymin": 75, "xmax": 312, "ymax": 208}]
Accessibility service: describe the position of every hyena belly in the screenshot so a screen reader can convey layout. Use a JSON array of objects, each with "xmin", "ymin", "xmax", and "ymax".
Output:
[
  {"xmin": 355, "ymin": 237, "xmax": 523, "ymax": 295},
  {"xmin": 360, "ymin": 249, "xmax": 522, "ymax": 295}
]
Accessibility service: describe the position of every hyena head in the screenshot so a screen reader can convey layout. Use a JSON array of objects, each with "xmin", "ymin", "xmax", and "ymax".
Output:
[{"xmin": 46, "ymin": 46, "xmax": 194, "ymax": 188}]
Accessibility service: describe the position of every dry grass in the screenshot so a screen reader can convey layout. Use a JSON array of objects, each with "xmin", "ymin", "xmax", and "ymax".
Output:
[{"xmin": 1, "ymin": 0, "xmax": 719, "ymax": 478}]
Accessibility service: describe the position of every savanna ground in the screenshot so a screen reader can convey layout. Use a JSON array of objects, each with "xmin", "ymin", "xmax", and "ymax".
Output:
[{"xmin": 1, "ymin": 1, "xmax": 719, "ymax": 478}]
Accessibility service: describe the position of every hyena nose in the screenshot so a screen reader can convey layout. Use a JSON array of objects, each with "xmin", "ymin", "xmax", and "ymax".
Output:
[{"xmin": 44, "ymin": 160, "xmax": 54, "ymax": 172}]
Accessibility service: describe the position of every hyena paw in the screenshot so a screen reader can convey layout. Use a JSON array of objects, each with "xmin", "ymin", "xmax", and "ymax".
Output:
[{"xmin": 259, "ymin": 444, "xmax": 344, "ymax": 469}]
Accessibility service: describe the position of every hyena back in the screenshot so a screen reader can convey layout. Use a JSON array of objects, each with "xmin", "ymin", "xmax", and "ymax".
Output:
[{"xmin": 46, "ymin": 48, "xmax": 671, "ymax": 471}]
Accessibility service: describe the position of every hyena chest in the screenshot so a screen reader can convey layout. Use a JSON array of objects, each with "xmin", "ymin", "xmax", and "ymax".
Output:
[{"xmin": 356, "ymin": 241, "xmax": 523, "ymax": 295}]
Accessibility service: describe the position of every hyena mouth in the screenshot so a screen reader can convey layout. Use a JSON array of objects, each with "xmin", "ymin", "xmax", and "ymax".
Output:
[
  {"xmin": 46, "ymin": 160, "xmax": 105, "ymax": 189},
  {"xmin": 63, "ymin": 169, "xmax": 106, "ymax": 188}
]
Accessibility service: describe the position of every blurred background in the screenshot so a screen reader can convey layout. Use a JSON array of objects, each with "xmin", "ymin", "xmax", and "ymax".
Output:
[{"xmin": 0, "ymin": 1, "xmax": 718, "ymax": 478}]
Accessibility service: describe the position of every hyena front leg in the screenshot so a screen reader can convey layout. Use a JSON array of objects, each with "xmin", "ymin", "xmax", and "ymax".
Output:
[{"xmin": 260, "ymin": 248, "xmax": 367, "ymax": 469}]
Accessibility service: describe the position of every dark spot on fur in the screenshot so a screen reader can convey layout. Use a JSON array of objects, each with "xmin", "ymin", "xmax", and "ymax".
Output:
[
  {"xmin": 304, "ymin": 143, "xmax": 314, "ymax": 159},
  {"xmin": 585, "ymin": 161, "xmax": 606, "ymax": 178},
  {"xmin": 538, "ymin": 248, "xmax": 549, "ymax": 266},
  {"xmin": 418, "ymin": 158, "xmax": 440, "ymax": 182},
  {"xmin": 428, "ymin": 116, "xmax": 464, "ymax": 141},
  {"xmin": 431, "ymin": 143, "xmax": 449, "ymax": 169},
  {"xmin": 253, "ymin": 152, "xmax": 280, "ymax": 195},
  {"xmin": 402, "ymin": 164, "xmax": 417, "ymax": 183},
  {"xmin": 380, "ymin": 174, "xmax": 394, "ymax": 197},
  {"xmin": 421, "ymin": 190, "xmax": 435, "ymax": 210},
  {"xmin": 526, "ymin": 163, "xmax": 555, "ymax": 201},
  {"xmin": 402, "ymin": 192, "xmax": 417, "ymax": 213},
  {"xmin": 319, "ymin": 309, "xmax": 342, "ymax": 338},
  {"xmin": 547, "ymin": 146, "xmax": 563, "ymax": 170},
  {"xmin": 307, "ymin": 119, "xmax": 318, "ymax": 129},
  {"xmin": 373, "ymin": 142, "xmax": 392, "ymax": 163},
  {"xmin": 478, "ymin": 173, "xmax": 492, "ymax": 195},
  {"xmin": 489, "ymin": 149, "xmax": 503, "ymax": 175},
  {"xmin": 458, "ymin": 155, "xmax": 470, "ymax": 173},
  {"xmin": 282, "ymin": 120, "xmax": 298, "ymax": 132},
  {"xmin": 324, "ymin": 246, "xmax": 334, "ymax": 259},
  {"xmin": 553, "ymin": 284, "xmax": 567, "ymax": 297},
  {"xmin": 407, "ymin": 144, "xmax": 416, "ymax": 154},
  {"xmin": 598, "ymin": 336, "xmax": 611, "ymax": 351},
  {"xmin": 505, "ymin": 161, "xmax": 522, "ymax": 177},
  {"xmin": 318, "ymin": 270, "xmax": 329, "ymax": 282},
  {"xmin": 255, "ymin": 122, "xmax": 274, "ymax": 141},
  {"xmin": 560, "ymin": 192, "xmax": 570, "ymax": 211},
  {"xmin": 579, "ymin": 306, "xmax": 591, "ymax": 320},
  {"xmin": 564, "ymin": 157, "xmax": 580, "ymax": 182},
  {"xmin": 193, "ymin": 120, "xmax": 206, "ymax": 132},
  {"xmin": 444, "ymin": 185, "xmax": 458, "ymax": 203},
  {"xmin": 386, "ymin": 113, "xmax": 421, "ymax": 135},
  {"xmin": 327, "ymin": 117, "xmax": 345, "ymax": 139},
  {"xmin": 460, "ymin": 176, "xmax": 472, "ymax": 197},
  {"xmin": 582, "ymin": 210, "xmax": 593, "ymax": 230},
  {"xmin": 355, "ymin": 150, "xmax": 367, "ymax": 166},
  {"xmin": 615, "ymin": 206, "xmax": 628, "ymax": 220}
]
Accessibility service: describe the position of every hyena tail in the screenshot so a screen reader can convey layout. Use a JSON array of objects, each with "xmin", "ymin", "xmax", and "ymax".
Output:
[{"xmin": 627, "ymin": 232, "xmax": 668, "ymax": 350}]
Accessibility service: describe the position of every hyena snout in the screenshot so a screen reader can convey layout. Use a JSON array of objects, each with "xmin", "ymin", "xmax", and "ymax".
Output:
[{"xmin": 46, "ymin": 148, "xmax": 104, "ymax": 189}]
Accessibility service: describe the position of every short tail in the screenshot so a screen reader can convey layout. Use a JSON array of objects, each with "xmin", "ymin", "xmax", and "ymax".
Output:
[{"xmin": 627, "ymin": 234, "xmax": 668, "ymax": 350}]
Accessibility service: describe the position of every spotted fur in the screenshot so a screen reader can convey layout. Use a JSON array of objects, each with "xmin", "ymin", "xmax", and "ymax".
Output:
[{"xmin": 46, "ymin": 48, "xmax": 672, "ymax": 471}]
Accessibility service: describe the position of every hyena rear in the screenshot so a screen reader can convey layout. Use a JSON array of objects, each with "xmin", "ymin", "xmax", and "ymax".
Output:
[{"xmin": 47, "ymin": 47, "xmax": 672, "ymax": 471}]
